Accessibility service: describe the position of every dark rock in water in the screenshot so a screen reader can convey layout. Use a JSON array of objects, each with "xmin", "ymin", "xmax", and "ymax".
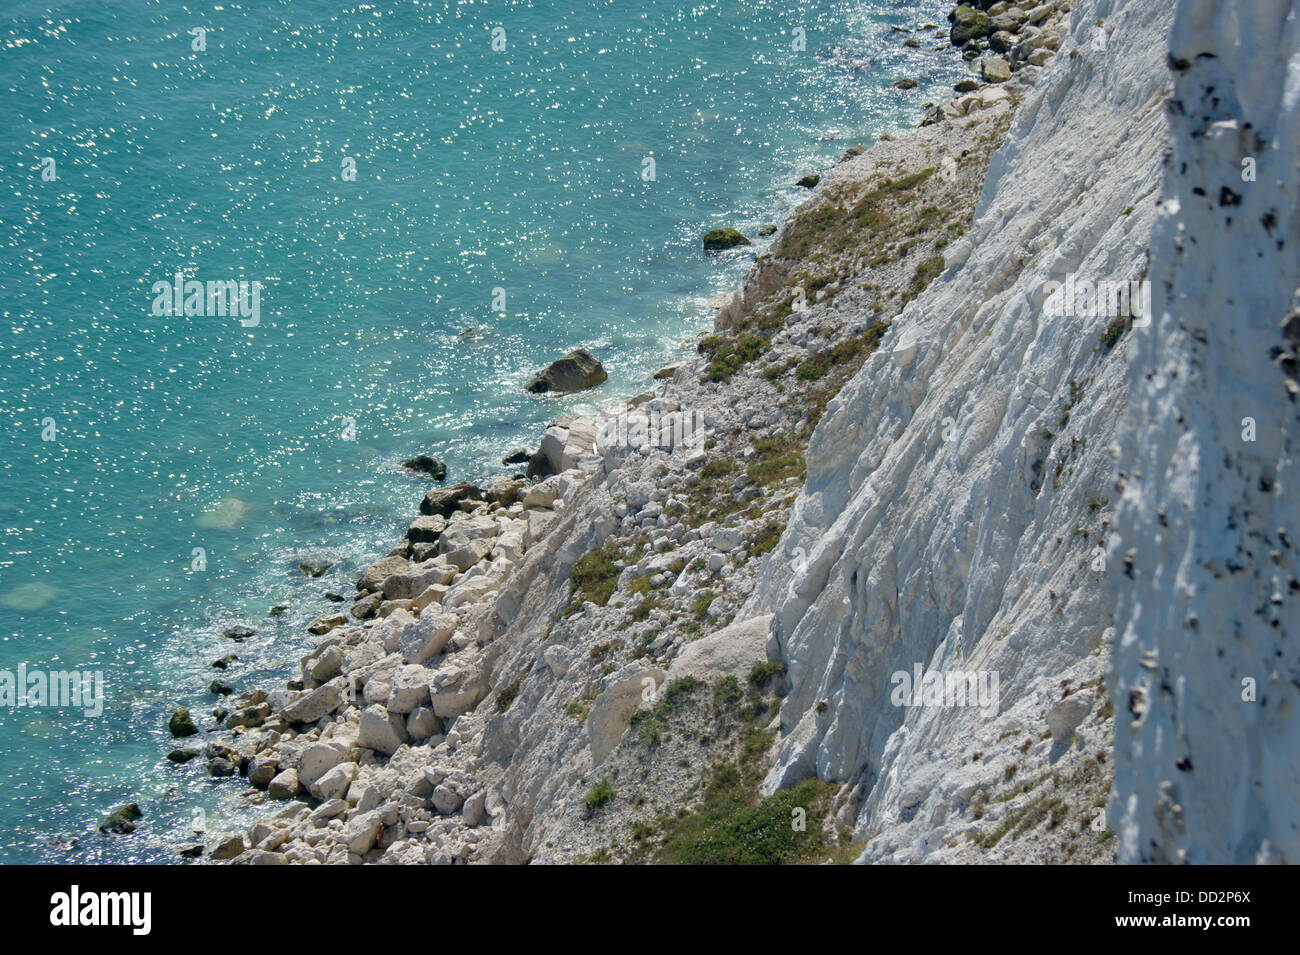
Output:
[
  {"xmin": 893, "ymin": 78, "xmax": 918, "ymax": 90},
  {"xmin": 223, "ymin": 625, "xmax": 256, "ymax": 642},
  {"xmin": 168, "ymin": 708, "xmax": 198, "ymax": 738},
  {"xmin": 177, "ymin": 842, "xmax": 204, "ymax": 858},
  {"xmin": 702, "ymin": 228, "xmax": 751, "ymax": 251},
  {"xmin": 268, "ymin": 604, "xmax": 289, "ymax": 617},
  {"xmin": 401, "ymin": 454, "xmax": 447, "ymax": 481},
  {"xmin": 324, "ymin": 591, "xmax": 344, "ymax": 602},
  {"xmin": 298, "ymin": 559, "xmax": 334, "ymax": 578},
  {"xmin": 950, "ymin": 6, "xmax": 992, "ymax": 46},
  {"xmin": 758, "ymin": 223, "xmax": 778, "ymax": 237},
  {"xmin": 418, "ymin": 481, "xmax": 484, "ymax": 518},
  {"xmin": 954, "ymin": 78, "xmax": 980, "ymax": 93},
  {"xmin": 796, "ymin": 173, "xmax": 821, "ymax": 188},
  {"xmin": 212, "ymin": 707, "xmax": 229, "ymax": 724},
  {"xmin": 502, "ymin": 448, "xmax": 530, "ymax": 465},
  {"xmin": 388, "ymin": 539, "xmax": 412, "ymax": 559},
  {"xmin": 99, "ymin": 803, "xmax": 142, "ymax": 835},
  {"xmin": 525, "ymin": 348, "xmax": 608, "ymax": 394},
  {"xmin": 211, "ymin": 654, "xmax": 237, "ymax": 670},
  {"xmin": 526, "ymin": 448, "xmax": 555, "ymax": 480},
  {"xmin": 166, "ymin": 749, "xmax": 200, "ymax": 764},
  {"xmin": 207, "ymin": 757, "xmax": 236, "ymax": 778},
  {"xmin": 209, "ymin": 680, "xmax": 233, "ymax": 696}
]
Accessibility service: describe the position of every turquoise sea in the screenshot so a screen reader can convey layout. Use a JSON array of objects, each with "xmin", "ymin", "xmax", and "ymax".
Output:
[{"xmin": 0, "ymin": 0, "xmax": 962, "ymax": 862}]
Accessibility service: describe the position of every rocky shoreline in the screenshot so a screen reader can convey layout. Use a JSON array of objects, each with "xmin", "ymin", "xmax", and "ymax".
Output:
[{"xmin": 149, "ymin": 0, "xmax": 1083, "ymax": 865}]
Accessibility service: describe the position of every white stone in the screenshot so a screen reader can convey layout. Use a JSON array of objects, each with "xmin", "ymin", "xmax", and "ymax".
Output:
[
  {"xmin": 387, "ymin": 665, "xmax": 431, "ymax": 713},
  {"xmin": 311, "ymin": 762, "xmax": 357, "ymax": 802},
  {"xmin": 297, "ymin": 742, "xmax": 346, "ymax": 789},
  {"xmin": 400, "ymin": 612, "xmax": 457, "ymax": 664},
  {"xmin": 663, "ymin": 615, "xmax": 772, "ymax": 686},
  {"xmin": 343, "ymin": 810, "xmax": 383, "ymax": 854},
  {"xmin": 358, "ymin": 704, "xmax": 408, "ymax": 756}
]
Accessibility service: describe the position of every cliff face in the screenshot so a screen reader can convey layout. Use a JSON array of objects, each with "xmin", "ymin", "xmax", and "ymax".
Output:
[
  {"xmin": 749, "ymin": 0, "xmax": 1300, "ymax": 864},
  {"xmin": 748, "ymin": 0, "xmax": 1175, "ymax": 861},
  {"xmin": 1109, "ymin": 0, "xmax": 1300, "ymax": 864}
]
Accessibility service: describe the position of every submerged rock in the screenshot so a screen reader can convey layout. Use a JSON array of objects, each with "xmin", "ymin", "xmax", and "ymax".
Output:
[
  {"xmin": 401, "ymin": 455, "xmax": 448, "ymax": 481},
  {"xmin": 98, "ymin": 803, "xmax": 142, "ymax": 835},
  {"xmin": 297, "ymin": 559, "xmax": 334, "ymax": 578},
  {"xmin": 525, "ymin": 348, "xmax": 608, "ymax": 394},
  {"xmin": 702, "ymin": 227, "xmax": 751, "ymax": 251},
  {"xmin": 167, "ymin": 708, "xmax": 198, "ymax": 738}
]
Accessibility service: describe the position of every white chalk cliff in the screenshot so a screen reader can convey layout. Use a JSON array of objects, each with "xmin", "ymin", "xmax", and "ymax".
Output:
[{"xmin": 750, "ymin": 0, "xmax": 1298, "ymax": 863}]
